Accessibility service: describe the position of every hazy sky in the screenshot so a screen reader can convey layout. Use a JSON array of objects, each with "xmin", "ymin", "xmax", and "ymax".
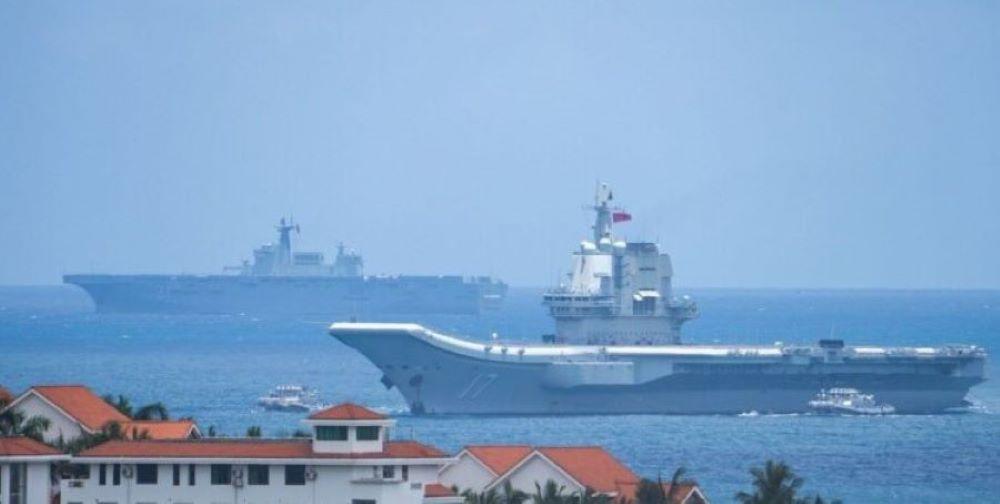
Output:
[{"xmin": 1, "ymin": 1, "xmax": 998, "ymax": 288}]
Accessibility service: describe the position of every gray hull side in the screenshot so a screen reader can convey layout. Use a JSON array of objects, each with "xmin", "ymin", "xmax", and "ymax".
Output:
[
  {"xmin": 64, "ymin": 275, "xmax": 503, "ymax": 316},
  {"xmin": 334, "ymin": 331, "xmax": 983, "ymax": 415}
]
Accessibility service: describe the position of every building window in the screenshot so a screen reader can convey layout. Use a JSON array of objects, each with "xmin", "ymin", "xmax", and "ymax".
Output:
[
  {"xmin": 112, "ymin": 464, "xmax": 121, "ymax": 486},
  {"xmin": 172, "ymin": 464, "xmax": 181, "ymax": 486},
  {"xmin": 9, "ymin": 463, "xmax": 26, "ymax": 504},
  {"xmin": 210, "ymin": 465, "xmax": 232, "ymax": 485},
  {"xmin": 401, "ymin": 465, "xmax": 408, "ymax": 481},
  {"xmin": 188, "ymin": 465, "xmax": 196, "ymax": 486},
  {"xmin": 381, "ymin": 465, "xmax": 395, "ymax": 479},
  {"xmin": 248, "ymin": 465, "xmax": 269, "ymax": 486},
  {"xmin": 136, "ymin": 464, "xmax": 158, "ymax": 485},
  {"xmin": 98, "ymin": 464, "xmax": 107, "ymax": 485},
  {"xmin": 61, "ymin": 464, "xmax": 90, "ymax": 480},
  {"xmin": 356, "ymin": 426, "xmax": 380, "ymax": 441},
  {"xmin": 315, "ymin": 426, "xmax": 348, "ymax": 440},
  {"xmin": 284, "ymin": 465, "xmax": 306, "ymax": 486},
  {"xmin": 351, "ymin": 500, "xmax": 376, "ymax": 504}
]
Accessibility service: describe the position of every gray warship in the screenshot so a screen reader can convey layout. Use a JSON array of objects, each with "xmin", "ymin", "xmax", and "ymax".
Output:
[
  {"xmin": 65, "ymin": 219, "xmax": 507, "ymax": 316},
  {"xmin": 330, "ymin": 184, "xmax": 987, "ymax": 414}
]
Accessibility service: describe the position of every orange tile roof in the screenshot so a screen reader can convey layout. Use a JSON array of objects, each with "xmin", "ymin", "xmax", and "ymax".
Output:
[
  {"xmin": 308, "ymin": 402, "xmax": 387, "ymax": 421},
  {"xmin": 30, "ymin": 385, "xmax": 129, "ymax": 431},
  {"xmin": 76, "ymin": 439, "xmax": 446, "ymax": 460},
  {"xmin": 0, "ymin": 437, "xmax": 63, "ymax": 457},
  {"xmin": 118, "ymin": 420, "xmax": 199, "ymax": 440},
  {"xmin": 465, "ymin": 445, "xmax": 534, "ymax": 475},
  {"xmin": 536, "ymin": 447, "xmax": 639, "ymax": 495},
  {"xmin": 424, "ymin": 483, "xmax": 457, "ymax": 498}
]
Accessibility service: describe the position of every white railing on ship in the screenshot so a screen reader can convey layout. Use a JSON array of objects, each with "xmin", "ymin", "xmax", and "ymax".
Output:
[{"xmin": 779, "ymin": 345, "xmax": 984, "ymax": 358}]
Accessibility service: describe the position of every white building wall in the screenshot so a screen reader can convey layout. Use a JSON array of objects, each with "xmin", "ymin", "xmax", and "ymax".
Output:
[
  {"xmin": 60, "ymin": 462, "xmax": 442, "ymax": 504},
  {"xmin": 499, "ymin": 456, "xmax": 581, "ymax": 496},
  {"xmin": 13, "ymin": 395, "xmax": 87, "ymax": 443},
  {"xmin": 1, "ymin": 463, "xmax": 7, "ymax": 504},
  {"xmin": 406, "ymin": 466, "xmax": 439, "ymax": 485},
  {"xmin": 438, "ymin": 454, "xmax": 495, "ymax": 493},
  {"xmin": 25, "ymin": 463, "xmax": 51, "ymax": 504},
  {"xmin": 1, "ymin": 461, "xmax": 55, "ymax": 504}
]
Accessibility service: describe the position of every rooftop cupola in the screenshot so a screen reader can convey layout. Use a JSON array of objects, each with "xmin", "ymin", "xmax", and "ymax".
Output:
[{"xmin": 303, "ymin": 403, "xmax": 395, "ymax": 454}]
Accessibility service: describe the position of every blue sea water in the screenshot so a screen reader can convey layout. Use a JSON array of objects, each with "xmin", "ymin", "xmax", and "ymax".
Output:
[{"xmin": 1, "ymin": 286, "xmax": 998, "ymax": 503}]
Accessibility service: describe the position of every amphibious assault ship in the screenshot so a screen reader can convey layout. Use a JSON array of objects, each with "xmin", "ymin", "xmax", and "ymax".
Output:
[
  {"xmin": 65, "ymin": 219, "xmax": 506, "ymax": 316},
  {"xmin": 330, "ymin": 184, "xmax": 986, "ymax": 415}
]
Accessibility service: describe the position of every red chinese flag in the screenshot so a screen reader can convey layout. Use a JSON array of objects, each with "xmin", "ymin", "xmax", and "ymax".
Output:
[{"xmin": 612, "ymin": 211, "xmax": 632, "ymax": 223}]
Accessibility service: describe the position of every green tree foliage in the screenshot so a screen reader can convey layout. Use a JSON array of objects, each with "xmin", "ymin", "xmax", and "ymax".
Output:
[
  {"xmin": 573, "ymin": 487, "xmax": 613, "ymax": 503},
  {"xmin": 462, "ymin": 487, "xmax": 501, "ymax": 504},
  {"xmin": 532, "ymin": 480, "xmax": 569, "ymax": 504},
  {"xmin": 103, "ymin": 394, "xmax": 133, "ymax": 417},
  {"xmin": 500, "ymin": 480, "xmax": 529, "ymax": 504},
  {"xmin": 634, "ymin": 467, "xmax": 690, "ymax": 504},
  {"xmin": 59, "ymin": 421, "xmax": 147, "ymax": 455},
  {"xmin": 735, "ymin": 460, "xmax": 841, "ymax": 504},
  {"xmin": 0, "ymin": 396, "xmax": 52, "ymax": 442},
  {"xmin": 102, "ymin": 394, "xmax": 170, "ymax": 420},
  {"xmin": 462, "ymin": 480, "xmax": 606, "ymax": 504},
  {"xmin": 246, "ymin": 426, "xmax": 262, "ymax": 438},
  {"xmin": 133, "ymin": 402, "xmax": 170, "ymax": 421}
]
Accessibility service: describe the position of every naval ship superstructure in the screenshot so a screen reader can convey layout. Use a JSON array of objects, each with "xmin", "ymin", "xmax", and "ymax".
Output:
[
  {"xmin": 330, "ymin": 185, "xmax": 987, "ymax": 414},
  {"xmin": 542, "ymin": 183, "xmax": 697, "ymax": 345},
  {"xmin": 65, "ymin": 219, "xmax": 507, "ymax": 316}
]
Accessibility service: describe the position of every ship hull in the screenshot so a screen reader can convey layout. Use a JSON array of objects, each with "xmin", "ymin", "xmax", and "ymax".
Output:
[
  {"xmin": 330, "ymin": 324, "xmax": 987, "ymax": 415},
  {"xmin": 64, "ymin": 274, "xmax": 506, "ymax": 316}
]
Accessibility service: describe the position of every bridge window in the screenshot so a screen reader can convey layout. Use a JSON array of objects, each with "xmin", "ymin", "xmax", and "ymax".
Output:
[{"xmin": 633, "ymin": 297, "xmax": 655, "ymax": 316}]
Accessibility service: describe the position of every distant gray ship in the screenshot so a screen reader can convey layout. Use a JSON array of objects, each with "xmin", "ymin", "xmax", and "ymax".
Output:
[
  {"xmin": 330, "ymin": 184, "xmax": 987, "ymax": 414},
  {"xmin": 65, "ymin": 219, "xmax": 507, "ymax": 316}
]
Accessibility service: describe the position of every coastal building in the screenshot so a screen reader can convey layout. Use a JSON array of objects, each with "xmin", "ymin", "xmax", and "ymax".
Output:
[
  {"xmin": 439, "ymin": 445, "xmax": 709, "ymax": 503},
  {"xmin": 59, "ymin": 403, "xmax": 461, "ymax": 504},
  {"xmin": 1, "ymin": 385, "xmax": 199, "ymax": 443},
  {"xmin": 2, "ymin": 385, "xmax": 130, "ymax": 443},
  {"xmin": 0, "ymin": 437, "xmax": 69, "ymax": 504},
  {"xmin": 4, "ymin": 396, "xmax": 703, "ymax": 504}
]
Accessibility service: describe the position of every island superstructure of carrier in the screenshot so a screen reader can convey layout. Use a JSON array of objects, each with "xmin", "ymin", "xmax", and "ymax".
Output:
[
  {"xmin": 65, "ymin": 219, "xmax": 507, "ymax": 316},
  {"xmin": 329, "ymin": 184, "xmax": 986, "ymax": 414}
]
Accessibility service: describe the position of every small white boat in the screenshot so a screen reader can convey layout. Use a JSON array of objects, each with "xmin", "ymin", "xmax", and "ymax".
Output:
[
  {"xmin": 257, "ymin": 385, "xmax": 320, "ymax": 412},
  {"xmin": 808, "ymin": 388, "xmax": 895, "ymax": 415}
]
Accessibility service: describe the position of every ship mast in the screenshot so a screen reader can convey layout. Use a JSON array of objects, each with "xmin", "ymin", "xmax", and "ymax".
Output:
[{"xmin": 592, "ymin": 182, "xmax": 614, "ymax": 245}]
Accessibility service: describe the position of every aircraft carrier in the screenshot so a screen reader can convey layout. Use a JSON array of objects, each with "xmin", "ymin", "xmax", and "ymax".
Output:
[
  {"xmin": 330, "ymin": 184, "xmax": 987, "ymax": 414},
  {"xmin": 65, "ymin": 219, "xmax": 506, "ymax": 316}
]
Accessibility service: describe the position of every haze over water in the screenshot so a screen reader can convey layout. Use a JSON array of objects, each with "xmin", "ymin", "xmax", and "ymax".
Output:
[{"xmin": 2, "ymin": 1, "xmax": 999, "ymax": 289}]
